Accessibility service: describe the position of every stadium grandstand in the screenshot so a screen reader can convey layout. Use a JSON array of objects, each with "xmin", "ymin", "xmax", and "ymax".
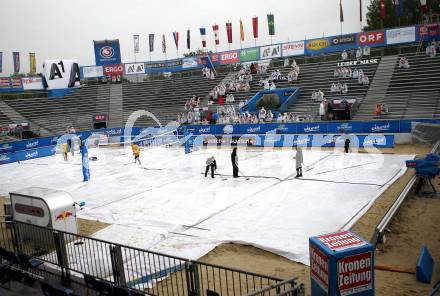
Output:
[{"xmin": 0, "ymin": 1, "xmax": 440, "ymax": 296}]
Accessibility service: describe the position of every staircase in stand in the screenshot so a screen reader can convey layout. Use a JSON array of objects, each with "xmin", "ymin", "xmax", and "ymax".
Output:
[
  {"xmin": 354, "ymin": 55, "xmax": 398, "ymax": 120},
  {"xmin": 108, "ymin": 84, "xmax": 124, "ymax": 128}
]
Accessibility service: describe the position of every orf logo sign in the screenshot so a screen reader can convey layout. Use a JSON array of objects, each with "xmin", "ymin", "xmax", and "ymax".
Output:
[
  {"xmin": 100, "ymin": 46, "xmax": 114, "ymax": 59},
  {"xmin": 358, "ymin": 30, "xmax": 385, "ymax": 45}
]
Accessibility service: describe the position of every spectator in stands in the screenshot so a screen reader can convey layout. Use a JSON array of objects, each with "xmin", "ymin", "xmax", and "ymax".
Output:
[
  {"xmin": 266, "ymin": 110, "xmax": 274, "ymax": 122},
  {"xmin": 341, "ymin": 50, "xmax": 348, "ymax": 61},
  {"xmin": 238, "ymin": 99, "xmax": 246, "ymax": 109},
  {"xmin": 381, "ymin": 103, "xmax": 389, "ymax": 115},
  {"xmin": 284, "ymin": 57, "xmax": 290, "ymax": 67},
  {"xmin": 327, "ymin": 100, "xmax": 334, "ymax": 120},
  {"xmin": 319, "ymin": 100, "xmax": 326, "ymax": 121},
  {"xmin": 259, "ymin": 107, "xmax": 267, "ymax": 122},
  {"xmin": 276, "ymin": 113, "xmax": 283, "ymax": 123},
  {"xmin": 270, "ymin": 81, "xmax": 276, "ymax": 90},
  {"xmin": 218, "ymin": 95, "xmax": 225, "ymax": 105},
  {"xmin": 352, "ymin": 69, "xmax": 359, "ymax": 79},
  {"xmin": 375, "ymin": 103, "xmax": 382, "ymax": 116},
  {"xmin": 69, "ymin": 126, "xmax": 76, "ymax": 134},
  {"xmin": 363, "ymin": 45, "xmax": 371, "ymax": 56},
  {"xmin": 356, "ymin": 47, "xmax": 363, "ymax": 60},
  {"xmin": 399, "ymin": 57, "xmax": 410, "ymax": 69},
  {"xmin": 194, "ymin": 109, "xmax": 201, "ymax": 123},
  {"xmin": 250, "ymin": 63, "xmax": 257, "ymax": 74},
  {"xmin": 342, "ymin": 83, "xmax": 348, "ymax": 94}
]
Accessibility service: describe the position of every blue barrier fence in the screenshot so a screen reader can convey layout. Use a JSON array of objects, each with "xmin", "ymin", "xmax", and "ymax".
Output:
[
  {"xmin": 188, "ymin": 134, "xmax": 396, "ymax": 149},
  {"xmin": 1, "ymin": 119, "xmax": 439, "ymax": 165},
  {"xmin": 183, "ymin": 118, "xmax": 440, "ymax": 136}
]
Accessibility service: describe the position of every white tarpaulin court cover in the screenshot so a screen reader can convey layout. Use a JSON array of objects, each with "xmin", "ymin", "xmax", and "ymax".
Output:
[{"xmin": 0, "ymin": 147, "xmax": 412, "ymax": 265}]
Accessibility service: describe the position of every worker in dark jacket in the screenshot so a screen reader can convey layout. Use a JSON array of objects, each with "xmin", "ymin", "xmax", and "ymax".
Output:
[
  {"xmin": 205, "ymin": 156, "xmax": 217, "ymax": 178},
  {"xmin": 344, "ymin": 138, "xmax": 351, "ymax": 153},
  {"xmin": 231, "ymin": 148, "xmax": 239, "ymax": 178}
]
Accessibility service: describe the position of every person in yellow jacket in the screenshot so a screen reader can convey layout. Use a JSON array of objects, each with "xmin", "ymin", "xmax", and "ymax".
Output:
[
  {"xmin": 61, "ymin": 143, "xmax": 68, "ymax": 161},
  {"xmin": 131, "ymin": 143, "xmax": 141, "ymax": 165}
]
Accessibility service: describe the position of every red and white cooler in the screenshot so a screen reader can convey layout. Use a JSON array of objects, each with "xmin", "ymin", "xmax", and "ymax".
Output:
[{"xmin": 309, "ymin": 230, "xmax": 374, "ymax": 296}]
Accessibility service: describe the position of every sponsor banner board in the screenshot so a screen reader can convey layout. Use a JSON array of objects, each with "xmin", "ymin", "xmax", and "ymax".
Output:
[
  {"xmin": 82, "ymin": 66, "xmax": 103, "ymax": 78},
  {"xmin": 282, "ymin": 41, "xmax": 305, "ymax": 57},
  {"xmin": 103, "ymin": 64, "xmax": 124, "ymax": 77},
  {"xmin": 240, "ymin": 47, "xmax": 260, "ymax": 61},
  {"xmin": 93, "ymin": 40, "xmax": 122, "ymax": 66},
  {"xmin": 21, "ymin": 77, "xmax": 44, "ymax": 90},
  {"xmin": 125, "ymin": 63, "xmax": 145, "ymax": 75},
  {"xmin": 386, "ymin": 26, "xmax": 416, "ymax": 45},
  {"xmin": 260, "ymin": 44, "xmax": 282, "ymax": 59},
  {"xmin": 219, "ymin": 50, "xmax": 240, "ymax": 65},
  {"xmin": 357, "ymin": 30, "xmax": 386, "ymax": 46}
]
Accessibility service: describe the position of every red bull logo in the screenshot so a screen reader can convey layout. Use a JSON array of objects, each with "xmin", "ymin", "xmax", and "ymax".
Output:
[{"xmin": 55, "ymin": 211, "xmax": 73, "ymax": 221}]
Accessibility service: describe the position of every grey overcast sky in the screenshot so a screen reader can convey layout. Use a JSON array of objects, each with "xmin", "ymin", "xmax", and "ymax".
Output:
[{"xmin": 0, "ymin": 0, "xmax": 372, "ymax": 75}]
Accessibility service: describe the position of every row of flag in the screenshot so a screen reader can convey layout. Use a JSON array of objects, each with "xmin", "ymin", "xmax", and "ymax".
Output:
[
  {"xmin": 339, "ymin": 0, "xmax": 428, "ymax": 23},
  {"xmin": 0, "ymin": 52, "xmax": 36, "ymax": 74},
  {"xmin": 133, "ymin": 15, "xmax": 275, "ymax": 54}
]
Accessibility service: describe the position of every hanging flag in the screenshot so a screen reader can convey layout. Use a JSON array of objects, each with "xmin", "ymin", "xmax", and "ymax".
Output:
[
  {"xmin": 0, "ymin": 52, "xmax": 3, "ymax": 73},
  {"xmin": 187, "ymin": 29, "xmax": 191, "ymax": 49},
  {"xmin": 340, "ymin": 0, "xmax": 344, "ymax": 22},
  {"xmin": 420, "ymin": 0, "xmax": 428, "ymax": 13},
  {"xmin": 173, "ymin": 31, "xmax": 179, "ymax": 50},
  {"xmin": 360, "ymin": 0, "xmax": 363, "ymax": 22},
  {"xmin": 29, "ymin": 53, "xmax": 36, "ymax": 74},
  {"xmin": 133, "ymin": 35, "xmax": 140, "ymax": 53},
  {"xmin": 252, "ymin": 17, "xmax": 259, "ymax": 39},
  {"xmin": 393, "ymin": 0, "xmax": 404, "ymax": 17},
  {"xmin": 149, "ymin": 34, "xmax": 154, "ymax": 52},
  {"xmin": 226, "ymin": 22, "xmax": 233, "ymax": 44},
  {"xmin": 200, "ymin": 27, "xmax": 207, "ymax": 48},
  {"xmin": 240, "ymin": 20, "xmax": 245, "ymax": 41},
  {"xmin": 379, "ymin": 0, "xmax": 386, "ymax": 20},
  {"xmin": 212, "ymin": 25, "xmax": 220, "ymax": 45},
  {"xmin": 12, "ymin": 52, "xmax": 20, "ymax": 73},
  {"xmin": 267, "ymin": 14, "xmax": 275, "ymax": 36},
  {"xmin": 162, "ymin": 34, "xmax": 167, "ymax": 53}
]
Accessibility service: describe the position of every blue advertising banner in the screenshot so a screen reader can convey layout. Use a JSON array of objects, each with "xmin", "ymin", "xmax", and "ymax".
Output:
[
  {"xmin": 187, "ymin": 134, "xmax": 394, "ymax": 148},
  {"xmin": 327, "ymin": 121, "xmax": 364, "ymax": 134},
  {"xmin": 296, "ymin": 122, "xmax": 327, "ymax": 134},
  {"xmin": 93, "ymin": 40, "xmax": 122, "ymax": 66},
  {"xmin": 416, "ymin": 23, "xmax": 440, "ymax": 42},
  {"xmin": 305, "ymin": 37, "xmax": 358, "ymax": 55},
  {"xmin": 0, "ymin": 145, "xmax": 56, "ymax": 165},
  {"xmin": 362, "ymin": 120, "xmax": 400, "ymax": 133}
]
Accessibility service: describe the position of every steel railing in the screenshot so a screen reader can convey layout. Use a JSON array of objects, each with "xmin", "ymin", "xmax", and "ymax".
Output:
[{"xmin": 0, "ymin": 220, "xmax": 301, "ymax": 296}]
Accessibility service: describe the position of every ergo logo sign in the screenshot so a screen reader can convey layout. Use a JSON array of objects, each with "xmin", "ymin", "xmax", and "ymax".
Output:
[
  {"xmin": 220, "ymin": 51, "xmax": 239, "ymax": 64},
  {"xmin": 358, "ymin": 31, "xmax": 385, "ymax": 45},
  {"xmin": 104, "ymin": 64, "xmax": 124, "ymax": 75}
]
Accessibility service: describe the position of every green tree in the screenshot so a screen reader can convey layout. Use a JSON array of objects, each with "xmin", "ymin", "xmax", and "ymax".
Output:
[{"xmin": 364, "ymin": 0, "xmax": 440, "ymax": 31}]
